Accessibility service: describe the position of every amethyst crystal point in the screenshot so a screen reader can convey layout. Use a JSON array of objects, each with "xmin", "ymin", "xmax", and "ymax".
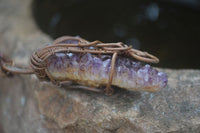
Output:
[
  {"xmin": 157, "ymin": 72, "xmax": 168, "ymax": 88},
  {"xmin": 47, "ymin": 53, "xmax": 167, "ymax": 92}
]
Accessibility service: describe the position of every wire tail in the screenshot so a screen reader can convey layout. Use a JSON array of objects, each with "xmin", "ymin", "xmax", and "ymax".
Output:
[{"xmin": 0, "ymin": 52, "xmax": 34, "ymax": 76}]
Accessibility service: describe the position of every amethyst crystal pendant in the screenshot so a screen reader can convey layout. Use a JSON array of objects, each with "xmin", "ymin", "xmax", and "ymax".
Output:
[{"xmin": 47, "ymin": 52, "xmax": 168, "ymax": 92}]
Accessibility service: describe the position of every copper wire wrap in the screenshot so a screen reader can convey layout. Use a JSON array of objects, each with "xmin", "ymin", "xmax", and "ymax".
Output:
[
  {"xmin": 1, "ymin": 36, "xmax": 159, "ymax": 95},
  {"xmin": 30, "ymin": 36, "xmax": 159, "ymax": 95}
]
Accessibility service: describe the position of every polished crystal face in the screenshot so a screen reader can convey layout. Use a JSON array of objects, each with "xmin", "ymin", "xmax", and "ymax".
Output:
[{"xmin": 47, "ymin": 52, "xmax": 167, "ymax": 92}]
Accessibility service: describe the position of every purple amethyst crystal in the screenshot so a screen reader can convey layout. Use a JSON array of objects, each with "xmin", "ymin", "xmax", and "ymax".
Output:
[{"xmin": 46, "ymin": 52, "xmax": 167, "ymax": 92}]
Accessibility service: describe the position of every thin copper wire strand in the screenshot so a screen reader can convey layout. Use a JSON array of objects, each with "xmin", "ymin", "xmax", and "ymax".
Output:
[
  {"xmin": 53, "ymin": 36, "xmax": 89, "ymax": 45},
  {"xmin": 2, "ymin": 64, "xmax": 34, "ymax": 74},
  {"xmin": 103, "ymin": 46, "xmax": 132, "ymax": 51},
  {"xmin": 81, "ymin": 40, "xmax": 102, "ymax": 47},
  {"xmin": 105, "ymin": 52, "xmax": 117, "ymax": 95},
  {"xmin": 43, "ymin": 42, "xmax": 125, "ymax": 49},
  {"xmin": 39, "ymin": 48, "xmax": 55, "ymax": 60},
  {"xmin": 129, "ymin": 49, "xmax": 159, "ymax": 63},
  {"xmin": 32, "ymin": 53, "xmax": 43, "ymax": 62},
  {"xmin": 128, "ymin": 50, "xmax": 159, "ymax": 63},
  {"xmin": 31, "ymin": 55, "xmax": 43, "ymax": 66},
  {"xmin": 29, "ymin": 63, "xmax": 44, "ymax": 70},
  {"xmin": 30, "ymin": 56, "xmax": 45, "ymax": 70},
  {"xmin": 91, "ymin": 43, "xmax": 123, "ymax": 47}
]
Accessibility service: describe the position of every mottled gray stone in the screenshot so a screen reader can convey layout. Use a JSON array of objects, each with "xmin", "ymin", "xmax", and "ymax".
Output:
[{"xmin": 0, "ymin": 0, "xmax": 200, "ymax": 133}]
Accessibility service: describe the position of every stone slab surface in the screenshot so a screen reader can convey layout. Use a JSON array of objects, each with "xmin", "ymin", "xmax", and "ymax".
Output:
[{"xmin": 0, "ymin": 0, "xmax": 199, "ymax": 133}]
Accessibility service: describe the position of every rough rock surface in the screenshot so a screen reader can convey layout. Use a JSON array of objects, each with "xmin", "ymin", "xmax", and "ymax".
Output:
[{"xmin": 0, "ymin": 0, "xmax": 200, "ymax": 133}]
